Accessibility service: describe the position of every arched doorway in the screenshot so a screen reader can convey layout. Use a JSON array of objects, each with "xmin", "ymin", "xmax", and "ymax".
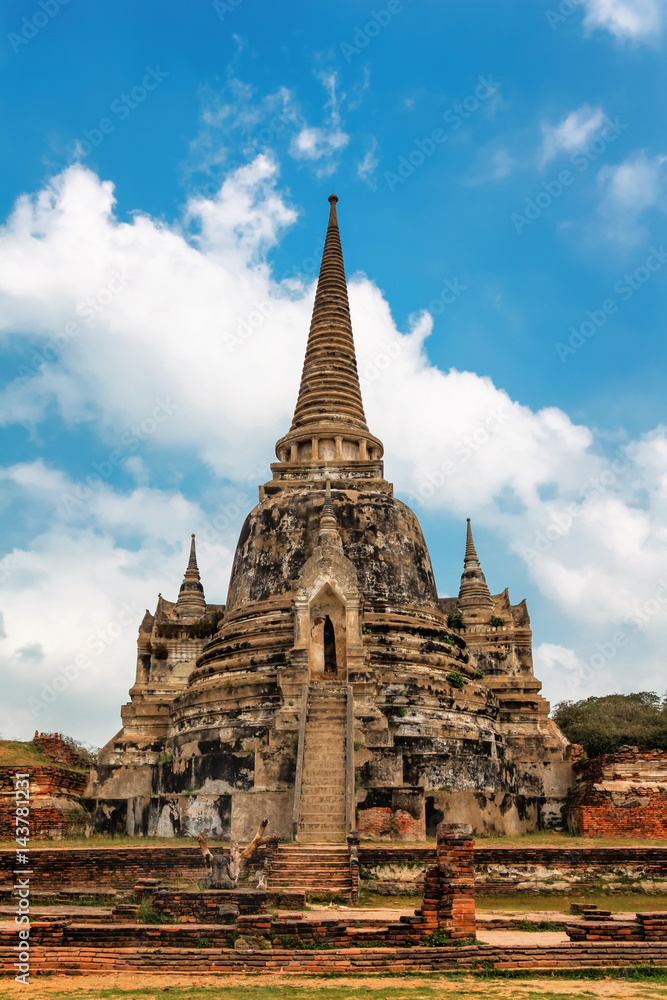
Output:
[
  {"xmin": 323, "ymin": 615, "xmax": 336, "ymax": 673},
  {"xmin": 308, "ymin": 584, "xmax": 346, "ymax": 681}
]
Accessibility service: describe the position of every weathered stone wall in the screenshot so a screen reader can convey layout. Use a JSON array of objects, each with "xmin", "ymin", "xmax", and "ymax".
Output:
[{"xmin": 358, "ymin": 845, "xmax": 667, "ymax": 897}]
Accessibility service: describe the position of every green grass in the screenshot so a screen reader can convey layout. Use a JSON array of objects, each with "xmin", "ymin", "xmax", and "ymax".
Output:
[
  {"xmin": 0, "ymin": 834, "xmax": 231, "ymax": 850},
  {"xmin": 5, "ymin": 827, "xmax": 667, "ymax": 850},
  {"xmin": 21, "ymin": 966, "xmax": 667, "ymax": 999},
  {"xmin": 0, "ymin": 738, "xmax": 90, "ymax": 772},
  {"xmin": 355, "ymin": 887, "xmax": 667, "ymax": 914},
  {"xmin": 476, "ymin": 892, "xmax": 667, "ymax": 913},
  {"xmin": 475, "ymin": 830, "xmax": 667, "ymax": 848},
  {"xmin": 515, "ymin": 918, "xmax": 560, "ymax": 931},
  {"xmin": 358, "ymin": 889, "xmax": 423, "ymax": 909}
]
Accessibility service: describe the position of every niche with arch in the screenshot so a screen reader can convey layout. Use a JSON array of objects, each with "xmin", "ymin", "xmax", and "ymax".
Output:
[{"xmin": 308, "ymin": 583, "xmax": 347, "ymax": 681}]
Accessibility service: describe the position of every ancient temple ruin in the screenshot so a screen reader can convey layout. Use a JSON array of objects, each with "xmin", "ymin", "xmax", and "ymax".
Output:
[{"xmin": 87, "ymin": 195, "xmax": 573, "ymax": 841}]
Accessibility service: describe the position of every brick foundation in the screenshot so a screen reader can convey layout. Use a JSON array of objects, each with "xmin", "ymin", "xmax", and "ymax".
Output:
[
  {"xmin": 7, "ymin": 939, "xmax": 667, "ymax": 976},
  {"xmin": 152, "ymin": 889, "xmax": 267, "ymax": 922},
  {"xmin": 567, "ymin": 910, "xmax": 667, "ymax": 942}
]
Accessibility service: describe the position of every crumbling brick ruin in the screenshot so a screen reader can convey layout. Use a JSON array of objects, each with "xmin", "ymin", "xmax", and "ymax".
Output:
[{"xmin": 568, "ymin": 746, "xmax": 667, "ymax": 838}]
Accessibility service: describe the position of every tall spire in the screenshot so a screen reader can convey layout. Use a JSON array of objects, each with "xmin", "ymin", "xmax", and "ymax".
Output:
[
  {"xmin": 175, "ymin": 534, "xmax": 207, "ymax": 620},
  {"xmin": 457, "ymin": 519, "xmax": 494, "ymax": 622},
  {"xmin": 274, "ymin": 194, "xmax": 384, "ymax": 475},
  {"xmin": 291, "ymin": 194, "xmax": 367, "ymax": 432}
]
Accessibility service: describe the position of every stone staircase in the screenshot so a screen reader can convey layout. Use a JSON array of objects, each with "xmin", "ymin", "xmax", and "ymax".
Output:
[
  {"xmin": 267, "ymin": 844, "xmax": 352, "ymax": 898},
  {"xmin": 296, "ymin": 682, "xmax": 348, "ymax": 844}
]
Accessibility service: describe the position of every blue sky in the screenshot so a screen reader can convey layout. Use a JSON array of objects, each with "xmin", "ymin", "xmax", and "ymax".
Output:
[{"xmin": 0, "ymin": 0, "xmax": 666, "ymax": 745}]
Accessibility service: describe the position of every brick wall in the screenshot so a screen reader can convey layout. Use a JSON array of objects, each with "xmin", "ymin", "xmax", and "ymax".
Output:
[
  {"xmin": 567, "ymin": 911, "xmax": 667, "ymax": 942},
  {"xmin": 8, "ymin": 937, "xmax": 667, "ymax": 976},
  {"xmin": 152, "ymin": 889, "xmax": 268, "ymax": 921},
  {"xmin": 0, "ymin": 845, "xmax": 267, "ymax": 888},
  {"xmin": 568, "ymin": 746, "xmax": 667, "ymax": 838},
  {"xmin": 0, "ymin": 767, "xmax": 89, "ymax": 838},
  {"xmin": 5, "ymin": 843, "xmax": 667, "ymax": 894}
]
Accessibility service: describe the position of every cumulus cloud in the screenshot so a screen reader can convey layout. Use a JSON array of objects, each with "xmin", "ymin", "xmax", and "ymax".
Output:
[
  {"xmin": 0, "ymin": 460, "xmax": 237, "ymax": 744},
  {"xmin": 597, "ymin": 150, "xmax": 667, "ymax": 243},
  {"xmin": 539, "ymin": 105, "xmax": 605, "ymax": 166},
  {"xmin": 0, "ymin": 159, "xmax": 666, "ymax": 739},
  {"xmin": 582, "ymin": 0, "xmax": 664, "ymax": 40}
]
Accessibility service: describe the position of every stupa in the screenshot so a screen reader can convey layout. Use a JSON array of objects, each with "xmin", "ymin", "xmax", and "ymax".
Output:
[{"xmin": 88, "ymin": 195, "xmax": 572, "ymax": 841}]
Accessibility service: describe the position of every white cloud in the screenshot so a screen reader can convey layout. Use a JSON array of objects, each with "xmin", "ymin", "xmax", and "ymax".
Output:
[
  {"xmin": 582, "ymin": 0, "xmax": 664, "ymax": 40},
  {"xmin": 597, "ymin": 150, "xmax": 667, "ymax": 243},
  {"xmin": 289, "ymin": 126, "xmax": 349, "ymax": 166},
  {"xmin": 288, "ymin": 71, "xmax": 350, "ymax": 175},
  {"xmin": 0, "ymin": 461, "xmax": 237, "ymax": 745},
  {"xmin": 186, "ymin": 73, "xmax": 351, "ymax": 183},
  {"xmin": 0, "ymin": 160, "xmax": 666, "ymax": 739},
  {"xmin": 356, "ymin": 138, "xmax": 380, "ymax": 188},
  {"xmin": 539, "ymin": 105, "xmax": 605, "ymax": 166}
]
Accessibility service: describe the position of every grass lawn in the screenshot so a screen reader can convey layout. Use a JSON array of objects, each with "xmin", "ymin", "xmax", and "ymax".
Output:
[
  {"xmin": 0, "ymin": 835, "xmax": 230, "ymax": 850},
  {"xmin": 358, "ymin": 889, "xmax": 667, "ymax": 913},
  {"xmin": 0, "ymin": 739, "xmax": 89, "ymax": 772},
  {"xmin": 4, "ymin": 829, "xmax": 667, "ymax": 850},
  {"xmin": 477, "ymin": 892, "xmax": 667, "ymax": 913},
  {"xmin": 4, "ymin": 969, "xmax": 667, "ymax": 1000}
]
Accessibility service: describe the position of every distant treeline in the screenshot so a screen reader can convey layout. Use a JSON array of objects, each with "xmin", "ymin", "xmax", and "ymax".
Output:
[{"xmin": 553, "ymin": 692, "xmax": 667, "ymax": 759}]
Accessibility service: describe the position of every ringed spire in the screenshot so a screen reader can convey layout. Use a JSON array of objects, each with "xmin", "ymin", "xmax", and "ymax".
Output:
[
  {"xmin": 175, "ymin": 534, "xmax": 207, "ymax": 620},
  {"xmin": 274, "ymin": 194, "xmax": 384, "ymax": 473},
  {"xmin": 457, "ymin": 518, "xmax": 494, "ymax": 622}
]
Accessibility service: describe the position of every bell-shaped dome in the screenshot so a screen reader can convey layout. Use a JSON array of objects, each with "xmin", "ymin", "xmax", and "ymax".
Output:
[{"xmin": 225, "ymin": 487, "xmax": 439, "ymax": 613}]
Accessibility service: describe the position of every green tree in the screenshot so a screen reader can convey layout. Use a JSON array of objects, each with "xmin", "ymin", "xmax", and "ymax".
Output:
[{"xmin": 553, "ymin": 692, "xmax": 667, "ymax": 758}]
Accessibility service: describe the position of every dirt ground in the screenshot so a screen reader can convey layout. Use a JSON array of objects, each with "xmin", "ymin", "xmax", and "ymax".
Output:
[{"xmin": 2, "ymin": 971, "xmax": 667, "ymax": 999}]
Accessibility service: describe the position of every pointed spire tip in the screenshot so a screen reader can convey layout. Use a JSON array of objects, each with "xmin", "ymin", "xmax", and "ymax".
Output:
[{"xmin": 327, "ymin": 193, "xmax": 339, "ymax": 229}]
